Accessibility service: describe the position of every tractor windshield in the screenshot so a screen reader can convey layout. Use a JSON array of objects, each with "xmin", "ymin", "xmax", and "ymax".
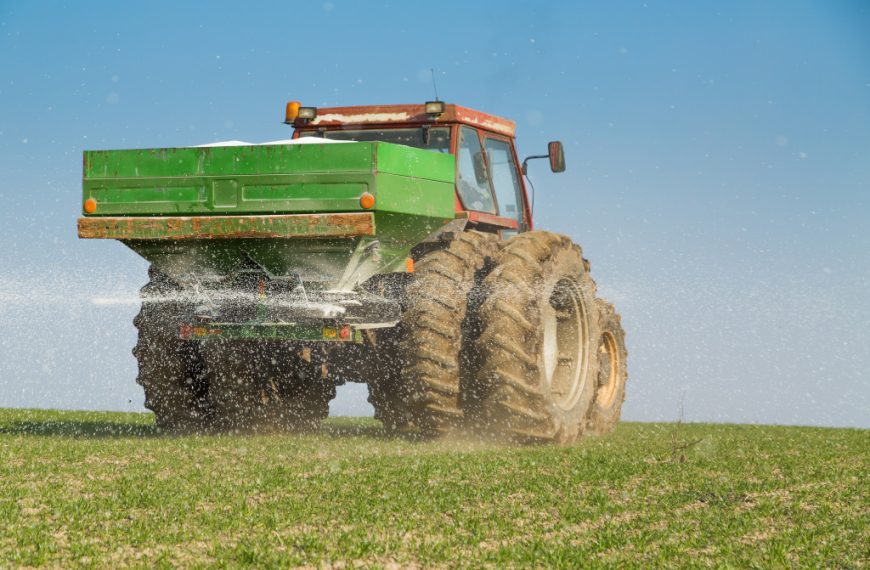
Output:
[{"xmin": 300, "ymin": 127, "xmax": 451, "ymax": 153}]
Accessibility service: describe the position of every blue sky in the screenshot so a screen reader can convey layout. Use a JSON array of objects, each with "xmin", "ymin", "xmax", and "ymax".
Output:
[{"xmin": 0, "ymin": 1, "xmax": 868, "ymax": 427}]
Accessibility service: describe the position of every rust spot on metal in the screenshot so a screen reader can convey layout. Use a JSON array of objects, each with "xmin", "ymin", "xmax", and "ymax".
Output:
[
  {"xmin": 457, "ymin": 210, "xmax": 519, "ymax": 230},
  {"xmin": 78, "ymin": 213, "xmax": 375, "ymax": 240},
  {"xmin": 295, "ymin": 103, "xmax": 516, "ymax": 136}
]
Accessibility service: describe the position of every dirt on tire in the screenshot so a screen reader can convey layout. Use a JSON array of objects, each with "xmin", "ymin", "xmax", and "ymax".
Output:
[
  {"xmin": 365, "ymin": 327, "xmax": 411, "ymax": 431},
  {"xmin": 133, "ymin": 269, "xmax": 212, "ymax": 432},
  {"xmin": 475, "ymin": 231, "xmax": 601, "ymax": 444},
  {"xmin": 395, "ymin": 230, "xmax": 498, "ymax": 435},
  {"xmin": 585, "ymin": 299, "xmax": 628, "ymax": 435}
]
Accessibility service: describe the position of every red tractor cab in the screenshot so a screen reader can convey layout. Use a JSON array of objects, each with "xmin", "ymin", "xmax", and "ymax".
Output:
[{"xmin": 287, "ymin": 101, "xmax": 565, "ymax": 234}]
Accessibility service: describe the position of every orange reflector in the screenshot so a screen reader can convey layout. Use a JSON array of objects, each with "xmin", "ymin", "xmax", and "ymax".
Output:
[
  {"xmin": 285, "ymin": 101, "xmax": 301, "ymax": 123},
  {"xmin": 359, "ymin": 192, "xmax": 375, "ymax": 209},
  {"xmin": 406, "ymin": 257, "xmax": 414, "ymax": 273},
  {"xmin": 83, "ymin": 198, "xmax": 97, "ymax": 214}
]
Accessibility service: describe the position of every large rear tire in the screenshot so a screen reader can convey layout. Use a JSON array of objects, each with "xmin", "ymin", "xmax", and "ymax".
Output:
[
  {"xmin": 366, "ymin": 329, "xmax": 412, "ymax": 431},
  {"xmin": 475, "ymin": 231, "xmax": 600, "ymax": 444},
  {"xmin": 397, "ymin": 230, "xmax": 498, "ymax": 435},
  {"xmin": 133, "ymin": 269, "xmax": 212, "ymax": 432},
  {"xmin": 586, "ymin": 300, "xmax": 628, "ymax": 435}
]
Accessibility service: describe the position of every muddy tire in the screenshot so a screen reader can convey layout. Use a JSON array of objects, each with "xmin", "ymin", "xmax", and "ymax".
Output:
[
  {"xmin": 354, "ymin": 277, "xmax": 414, "ymax": 432},
  {"xmin": 398, "ymin": 230, "xmax": 498, "ymax": 435},
  {"xmin": 133, "ymin": 269, "xmax": 212, "ymax": 432},
  {"xmin": 368, "ymin": 374, "xmax": 408, "ymax": 432},
  {"xmin": 328, "ymin": 328, "xmax": 409, "ymax": 432},
  {"xmin": 366, "ymin": 329, "xmax": 411, "ymax": 431},
  {"xmin": 586, "ymin": 300, "xmax": 628, "ymax": 435},
  {"xmin": 201, "ymin": 342, "xmax": 335, "ymax": 433},
  {"xmin": 475, "ymin": 231, "xmax": 600, "ymax": 444}
]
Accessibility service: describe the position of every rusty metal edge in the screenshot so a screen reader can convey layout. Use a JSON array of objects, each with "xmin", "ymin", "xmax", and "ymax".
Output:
[
  {"xmin": 78, "ymin": 212, "xmax": 375, "ymax": 240},
  {"xmin": 456, "ymin": 211, "xmax": 520, "ymax": 230},
  {"xmin": 296, "ymin": 103, "xmax": 516, "ymax": 137}
]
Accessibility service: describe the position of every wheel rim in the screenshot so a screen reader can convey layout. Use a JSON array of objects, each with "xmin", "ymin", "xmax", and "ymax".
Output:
[
  {"xmin": 541, "ymin": 278, "xmax": 590, "ymax": 411},
  {"xmin": 596, "ymin": 331, "xmax": 620, "ymax": 407}
]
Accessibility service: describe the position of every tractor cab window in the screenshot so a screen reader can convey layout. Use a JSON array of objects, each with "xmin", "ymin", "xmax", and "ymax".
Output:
[
  {"xmin": 484, "ymin": 137, "xmax": 524, "ymax": 225},
  {"xmin": 456, "ymin": 126, "xmax": 497, "ymax": 214},
  {"xmin": 299, "ymin": 127, "xmax": 451, "ymax": 153}
]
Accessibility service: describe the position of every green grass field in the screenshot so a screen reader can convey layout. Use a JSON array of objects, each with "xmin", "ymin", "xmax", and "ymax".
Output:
[{"xmin": 0, "ymin": 408, "xmax": 866, "ymax": 568}]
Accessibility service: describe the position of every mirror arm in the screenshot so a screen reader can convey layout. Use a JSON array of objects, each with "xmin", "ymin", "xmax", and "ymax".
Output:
[{"xmin": 522, "ymin": 154, "xmax": 549, "ymax": 175}]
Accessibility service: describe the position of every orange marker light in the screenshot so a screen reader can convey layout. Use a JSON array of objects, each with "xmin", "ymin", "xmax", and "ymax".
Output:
[
  {"xmin": 359, "ymin": 192, "xmax": 375, "ymax": 209},
  {"xmin": 339, "ymin": 325, "xmax": 351, "ymax": 340},
  {"xmin": 83, "ymin": 198, "xmax": 97, "ymax": 214},
  {"xmin": 285, "ymin": 101, "xmax": 301, "ymax": 123},
  {"xmin": 405, "ymin": 257, "xmax": 415, "ymax": 273}
]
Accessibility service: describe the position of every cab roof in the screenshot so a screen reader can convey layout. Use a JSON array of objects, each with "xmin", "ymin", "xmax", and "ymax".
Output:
[{"xmin": 292, "ymin": 103, "xmax": 516, "ymax": 137}]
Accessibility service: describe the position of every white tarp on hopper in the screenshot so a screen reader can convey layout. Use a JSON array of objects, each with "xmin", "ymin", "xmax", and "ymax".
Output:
[{"xmin": 195, "ymin": 138, "xmax": 352, "ymax": 147}]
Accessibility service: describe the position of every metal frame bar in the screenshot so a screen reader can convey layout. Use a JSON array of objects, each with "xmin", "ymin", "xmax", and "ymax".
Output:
[{"xmin": 78, "ymin": 212, "xmax": 376, "ymax": 240}]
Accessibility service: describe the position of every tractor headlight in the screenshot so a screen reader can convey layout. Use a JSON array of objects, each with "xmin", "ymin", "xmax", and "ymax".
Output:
[
  {"xmin": 297, "ymin": 107, "xmax": 317, "ymax": 120},
  {"xmin": 424, "ymin": 101, "xmax": 444, "ymax": 117}
]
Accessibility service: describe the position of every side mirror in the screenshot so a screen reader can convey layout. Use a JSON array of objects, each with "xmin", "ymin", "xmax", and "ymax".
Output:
[
  {"xmin": 522, "ymin": 142, "xmax": 567, "ymax": 175},
  {"xmin": 472, "ymin": 151, "xmax": 489, "ymax": 185},
  {"xmin": 548, "ymin": 141, "xmax": 565, "ymax": 173}
]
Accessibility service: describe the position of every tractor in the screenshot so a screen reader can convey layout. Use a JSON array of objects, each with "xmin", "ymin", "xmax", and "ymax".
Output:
[{"xmin": 77, "ymin": 101, "xmax": 627, "ymax": 443}]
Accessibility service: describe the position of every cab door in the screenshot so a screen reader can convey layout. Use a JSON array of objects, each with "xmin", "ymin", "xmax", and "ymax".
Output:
[
  {"xmin": 483, "ymin": 134, "xmax": 528, "ymax": 232},
  {"xmin": 454, "ymin": 125, "xmax": 498, "ymax": 214}
]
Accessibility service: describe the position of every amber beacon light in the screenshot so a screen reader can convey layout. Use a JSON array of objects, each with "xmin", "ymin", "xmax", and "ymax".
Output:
[{"xmin": 284, "ymin": 101, "xmax": 301, "ymax": 123}]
